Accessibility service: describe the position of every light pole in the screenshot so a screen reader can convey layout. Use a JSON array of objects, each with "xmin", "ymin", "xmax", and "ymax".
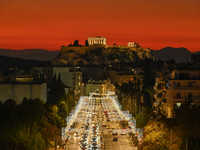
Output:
[
  {"xmin": 170, "ymin": 129, "xmax": 173, "ymax": 150},
  {"xmin": 104, "ymin": 140, "xmax": 105, "ymax": 150},
  {"xmin": 55, "ymin": 119, "xmax": 57, "ymax": 150}
]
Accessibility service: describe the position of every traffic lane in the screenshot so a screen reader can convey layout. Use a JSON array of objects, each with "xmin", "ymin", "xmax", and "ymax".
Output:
[
  {"xmin": 101, "ymin": 122, "xmax": 137, "ymax": 150},
  {"xmin": 102, "ymin": 132, "xmax": 137, "ymax": 150},
  {"xmin": 66, "ymin": 136, "xmax": 81, "ymax": 150}
]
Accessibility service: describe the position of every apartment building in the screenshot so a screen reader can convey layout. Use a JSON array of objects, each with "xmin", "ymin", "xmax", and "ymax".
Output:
[{"xmin": 167, "ymin": 69, "xmax": 200, "ymax": 118}]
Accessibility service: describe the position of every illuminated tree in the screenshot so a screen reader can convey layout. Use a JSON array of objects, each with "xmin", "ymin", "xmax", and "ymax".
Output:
[
  {"xmin": 142, "ymin": 121, "xmax": 169, "ymax": 150},
  {"xmin": 135, "ymin": 113, "xmax": 148, "ymax": 128}
]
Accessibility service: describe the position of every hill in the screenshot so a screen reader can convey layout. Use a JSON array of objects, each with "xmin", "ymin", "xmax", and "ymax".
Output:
[
  {"xmin": 0, "ymin": 49, "xmax": 59, "ymax": 61},
  {"xmin": 52, "ymin": 45, "xmax": 154, "ymax": 66},
  {"xmin": 151, "ymin": 47, "xmax": 191, "ymax": 62}
]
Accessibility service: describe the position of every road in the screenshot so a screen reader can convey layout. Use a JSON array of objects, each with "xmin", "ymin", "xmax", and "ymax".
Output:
[
  {"xmin": 64, "ymin": 95, "xmax": 138, "ymax": 150},
  {"xmin": 101, "ymin": 122, "xmax": 137, "ymax": 150}
]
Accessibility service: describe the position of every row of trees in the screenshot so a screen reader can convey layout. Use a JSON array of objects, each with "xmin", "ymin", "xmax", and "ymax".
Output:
[
  {"xmin": 0, "ymin": 74, "xmax": 76, "ymax": 150},
  {"xmin": 0, "ymin": 98, "xmax": 47, "ymax": 150},
  {"xmin": 115, "ymin": 57, "xmax": 155, "ymax": 117}
]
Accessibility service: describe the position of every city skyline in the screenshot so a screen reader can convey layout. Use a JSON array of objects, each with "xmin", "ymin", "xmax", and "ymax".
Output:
[{"xmin": 1, "ymin": 0, "xmax": 200, "ymax": 52}]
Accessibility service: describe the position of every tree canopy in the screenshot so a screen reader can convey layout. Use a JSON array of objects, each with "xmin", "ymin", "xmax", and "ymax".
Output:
[
  {"xmin": 142, "ymin": 57, "xmax": 155, "ymax": 108},
  {"xmin": 0, "ymin": 98, "xmax": 46, "ymax": 150}
]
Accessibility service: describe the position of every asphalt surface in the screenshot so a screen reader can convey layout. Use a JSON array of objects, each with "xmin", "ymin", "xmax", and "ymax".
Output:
[
  {"xmin": 66, "ymin": 122, "xmax": 137, "ymax": 150},
  {"xmin": 64, "ymin": 96, "xmax": 138, "ymax": 150}
]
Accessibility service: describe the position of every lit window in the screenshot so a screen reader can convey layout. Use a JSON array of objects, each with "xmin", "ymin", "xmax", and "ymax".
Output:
[{"xmin": 176, "ymin": 103, "xmax": 181, "ymax": 107}]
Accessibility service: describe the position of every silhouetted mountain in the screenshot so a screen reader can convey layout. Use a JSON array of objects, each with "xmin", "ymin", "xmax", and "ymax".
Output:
[
  {"xmin": 0, "ymin": 49, "xmax": 59, "ymax": 61},
  {"xmin": 0, "ymin": 55, "xmax": 51, "ymax": 68},
  {"xmin": 192, "ymin": 51, "xmax": 200, "ymax": 54},
  {"xmin": 151, "ymin": 47, "xmax": 191, "ymax": 62}
]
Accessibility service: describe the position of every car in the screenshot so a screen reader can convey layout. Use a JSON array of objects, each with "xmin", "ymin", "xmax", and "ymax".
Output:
[
  {"xmin": 113, "ymin": 137, "xmax": 118, "ymax": 141},
  {"xmin": 80, "ymin": 145, "xmax": 87, "ymax": 150},
  {"xmin": 82, "ymin": 135, "xmax": 87, "ymax": 139},
  {"xmin": 102, "ymin": 124, "xmax": 107, "ymax": 127},
  {"xmin": 106, "ymin": 126, "xmax": 111, "ymax": 129},
  {"xmin": 91, "ymin": 137, "xmax": 97, "ymax": 142},
  {"xmin": 92, "ymin": 132, "xmax": 98, "ymax": 136},
  {"xmin": 80, "ymin": 139, "xmax": 88, "ymax": 145},
  {"xmin": 112, "ymin": 132, "xmax": 117, "ymax": 135},
  {"xmin": 92, "ymin": 135, "xmax": 97, "ymax": 139},
  {"xmin": 74, "ymin": 132, "xmax": 79, "ymax": 137},
  {"xmin": 82, "ymin": 132, "xmax": 88, "ymax": 136},
  {"xmin": 89, "ymin": 146, "xmax": 99, "ymax": 150},
  {"xmin": 121, "ymin": 131, "xmax": 126, "ymax": 135},
  {"xmin": 91, "ymin": 141, "xmax": 98, "ymax": 145}
]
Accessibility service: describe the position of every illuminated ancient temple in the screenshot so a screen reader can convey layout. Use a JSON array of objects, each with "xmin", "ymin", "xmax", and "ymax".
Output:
[{"xmin": 87, "ymin": 36, "xmax": 106, "ymax": 45}]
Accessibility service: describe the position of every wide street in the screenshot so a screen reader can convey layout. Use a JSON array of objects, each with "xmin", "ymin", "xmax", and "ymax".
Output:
[{"xmin": 63, "ymin": 93, "xmax": 138, "ymax": 150}]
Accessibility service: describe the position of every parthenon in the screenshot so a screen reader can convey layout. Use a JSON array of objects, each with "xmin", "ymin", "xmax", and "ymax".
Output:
[{"xmin": 87, "ymin": 36, "xmax": 106, "ymax": 45}]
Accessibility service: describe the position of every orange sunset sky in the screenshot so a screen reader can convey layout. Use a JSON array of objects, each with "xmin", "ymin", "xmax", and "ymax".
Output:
[{"xmin": 0, "ymin": 0, "xmax": 200, "ymax": 52}]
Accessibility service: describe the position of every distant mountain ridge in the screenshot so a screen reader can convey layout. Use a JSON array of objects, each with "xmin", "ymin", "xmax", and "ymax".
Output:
[
  {"xmin": 0, "ymin": 47, "xmax": 194, "ymax": 63},
  {"xmin": 151, "ymin": 47, "xmax": 191, "ymax": 62},
  {"xmin": 0, "ymin": 49, "xmax": 59, "ymax": 61},
  {"xmin": 0, "ymin": 55, "xmax": 51, "ymax": 68}
]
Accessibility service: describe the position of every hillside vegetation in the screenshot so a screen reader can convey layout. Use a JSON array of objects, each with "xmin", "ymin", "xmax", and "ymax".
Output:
[{"xmin": 53, "ymin": 45, "xmax": 154, "ymax": 66}]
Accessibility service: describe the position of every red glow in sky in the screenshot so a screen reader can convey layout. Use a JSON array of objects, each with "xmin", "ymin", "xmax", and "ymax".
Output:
[{"xmin": 0, "ymin": 0, "xmax": 200, "ymax": 52}]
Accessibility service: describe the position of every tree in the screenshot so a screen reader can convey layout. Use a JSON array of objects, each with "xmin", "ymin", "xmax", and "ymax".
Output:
[
  {"xmin": 47, "ymin": 74, "xmax": 65, "ymax": 105},
  {"xmin": 85, "ymin": 40, "xmax": 89, "ymax": 46},
  {"xmin": 73, "ymin": 39, "xmax": 79, "ymax": 46},
  {"xmin": 142, "ymin": 121, "xmax": 170, "ymax": 150},
  {"xmin": 66, "ymin": 89, "xmax": 76, "ymax": 115},
  {"xmin": 145, "ymin": 86, "xmax": 155, "ymax": 108},
  {"xmin": 47, "ymin": 75, "xmax": 57, "ymax": 104},
  {"xmin": 135, "ymin": 113, "xmax": 148, "ymax": 128},
  {"xmin": 115, "ymin": 79, "xmax": 141, "ymax": 117},
  {"xmin": 142, "ymin": 57, "xmax": 155, "ymax": 108},
  {"xmin": 0, "ymin": 98, "xmax": 46, "ymax": 150},
  {"xmin": 56, "ymin": 73, "xmax": 65, "ymax": 104},
  {"xmin": 174, "ymin": 104, "xmax": 200, "ymax": 149},
  {"xmin": 42, "ymin": 104, "xmax": 61, "ymax": 149}
]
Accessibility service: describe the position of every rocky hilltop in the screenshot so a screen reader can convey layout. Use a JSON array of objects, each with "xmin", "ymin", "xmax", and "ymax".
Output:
[{"xmin": 52, "ymin": 44, "xmax": 154, "ymax": 66}]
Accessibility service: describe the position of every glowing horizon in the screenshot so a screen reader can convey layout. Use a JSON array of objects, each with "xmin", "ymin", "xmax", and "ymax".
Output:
[{"xmin": 0, "ymin": 0, "xmax": 200, "ymax": 52}]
